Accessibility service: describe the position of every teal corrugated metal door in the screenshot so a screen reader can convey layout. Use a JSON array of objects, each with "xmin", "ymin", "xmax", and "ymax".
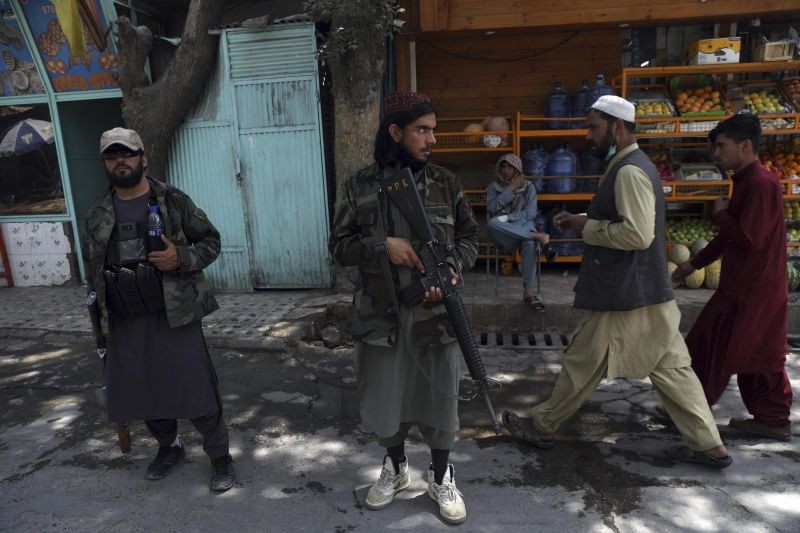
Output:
[
  {"xmin": 168, "ymin": 42, "xmax": 253, "ymax": 290},
  {"xmin": 227, "ymin": 24, "xmax": 331, "ymax": 288}
]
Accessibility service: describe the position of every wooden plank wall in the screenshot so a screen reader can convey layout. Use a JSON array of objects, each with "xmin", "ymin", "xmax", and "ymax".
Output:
[
  {"xmin": 415, "ymin": 29, "xmax": 622, "ymax": 118},
  {"xmin": 431, "ymin": 0, "xmax": 798, "ymax": 31}
]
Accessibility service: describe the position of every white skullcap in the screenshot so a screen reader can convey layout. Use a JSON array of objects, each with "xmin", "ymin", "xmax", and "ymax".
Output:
[{"xmin": 590, "ymin": 95, "xmax": 636, "ymax": 123}]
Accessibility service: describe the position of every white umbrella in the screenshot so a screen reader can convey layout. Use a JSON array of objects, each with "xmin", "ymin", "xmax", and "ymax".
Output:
[{"xmin": 0, "ymin": 118, "xmax": 54, "ymax": 157}]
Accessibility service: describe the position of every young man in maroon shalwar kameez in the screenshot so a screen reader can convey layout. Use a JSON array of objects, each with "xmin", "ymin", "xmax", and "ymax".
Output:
[{"xmin": 673, "ymin": 114, "xmax": 793, "ymax": 442}]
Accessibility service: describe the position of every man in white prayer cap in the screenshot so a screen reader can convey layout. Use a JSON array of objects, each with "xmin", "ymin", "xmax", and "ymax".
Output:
[{"xmin": 502, "ymin": 95, "xmax": 733, "ymax": 468}]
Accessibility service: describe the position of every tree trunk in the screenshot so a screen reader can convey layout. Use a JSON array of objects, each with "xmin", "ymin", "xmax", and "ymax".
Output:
[
  {"xmin": 330, "ymin": 58, "xmax": 384, "ymax": 189},
  {"xmin": 114, "ymin": 0, "xmax": 225, "ymax": 180},
  {"xmin": 305, "ymin": 1, "xmax": 397, "ymax": 289}
]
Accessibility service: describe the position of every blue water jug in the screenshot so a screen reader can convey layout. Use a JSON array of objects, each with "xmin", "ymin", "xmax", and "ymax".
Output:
[
  {"xmin": 534, "ymin": 211, "xmax": 549, "ymax": 235},
  {"xmin": 522, "ymin": 144, "xmax": 548, "ymax": 192},
  {"xmin": 571, "ymin": 80, "xmax": 590, "ymax": 128},
  {"xmin": 545, "ymin": 144, "xmax": 577, "ymax": 194},
  {"xmin": 546, "ymin": 82, "xmax": 572, "ymax": 130},
  {"xmin": 586, "ymin": 74, "xmax": 614, "ymax": 110}
]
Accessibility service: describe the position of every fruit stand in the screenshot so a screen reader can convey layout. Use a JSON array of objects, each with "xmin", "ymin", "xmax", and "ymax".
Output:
[{"xmin": 453, "ymin": 60, "xmax": 800, "ymax": 270}]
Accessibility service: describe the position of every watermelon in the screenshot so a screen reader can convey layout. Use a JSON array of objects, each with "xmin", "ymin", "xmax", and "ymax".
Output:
[
  {"xmin": 685, "ymin": 267, "xmax": 705, "ymax": 289},
  {"xmin": 669, "ymin": 244, "xmax": 691, "ymax": 265},
  {"xmin": 788, "ymin": 262, "xmax": 800, "ymax": 291}
]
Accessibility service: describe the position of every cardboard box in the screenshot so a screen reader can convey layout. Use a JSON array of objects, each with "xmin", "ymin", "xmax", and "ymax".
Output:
[{"xmin": 683, "ymin": 37, "xmax": 741, "ymax": 65}]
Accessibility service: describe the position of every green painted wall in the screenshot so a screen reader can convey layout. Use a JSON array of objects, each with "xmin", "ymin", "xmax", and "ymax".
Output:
[{"xmin": 57, "ymin": 99, "xmax": 122, "ymax": 223}]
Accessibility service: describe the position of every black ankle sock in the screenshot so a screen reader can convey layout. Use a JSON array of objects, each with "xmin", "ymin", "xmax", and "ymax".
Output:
[
  {"xmin": 386, "ymin": 444, "xmax": 405, "ymax": 474},
  {"xmin": 431, "ymin": 449, "xmax": 450, "ymax": 484}
]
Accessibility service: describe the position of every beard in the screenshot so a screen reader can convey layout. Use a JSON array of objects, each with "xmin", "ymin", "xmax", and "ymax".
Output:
[
  {"xmin": 106, "ymin": 160, "xmax": 145, "ymax": 188},
  {"xmin": 397, "ymin": 144, "xmax": 429, "ymax": 173},
  {"xmin": 590, "ymin": 130, "xmax": 615, "ymax": 160}
]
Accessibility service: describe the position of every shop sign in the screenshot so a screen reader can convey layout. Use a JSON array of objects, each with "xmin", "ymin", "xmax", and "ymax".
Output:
[
  {"xmin": 0, "ymin": 1, "xmax": 45, "ymax": 96},
  {"xmin": 19, "ymin": 0, "xmax": 118, "ymax": 92}
]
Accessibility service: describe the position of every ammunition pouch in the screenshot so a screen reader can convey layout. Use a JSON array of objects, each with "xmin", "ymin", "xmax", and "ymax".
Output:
[{"xmin": 103, "ymin": 263, "xmax": 164, "ymax": 317}]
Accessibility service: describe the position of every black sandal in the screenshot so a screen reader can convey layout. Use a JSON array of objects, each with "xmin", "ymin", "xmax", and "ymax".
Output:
[
  {"xmin": 541, "ymin": 243, "xmax": 558, "ymax": 263},
  {"xmin": 666, "ymin": 446, "xmax": 732, "ymax": 469},
  {"xmin": 501, "ymin": 411, "xmax": 555, "ymax": 449},
  {"xmin": 529, "ymin": 294, "xmax": 545, "ymax": 312}
]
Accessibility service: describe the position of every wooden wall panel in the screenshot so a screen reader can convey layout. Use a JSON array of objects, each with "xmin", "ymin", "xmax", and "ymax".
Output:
[
  {"xmin": 416, "ymin": 30, "xmax": 622, "ymax": 117},
  {"xmin": 431, "ymin": 0, "xmax": 796, "ymax": 31}
]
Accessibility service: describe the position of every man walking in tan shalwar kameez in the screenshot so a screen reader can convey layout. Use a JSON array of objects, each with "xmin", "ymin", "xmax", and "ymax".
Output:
[{"xmin": 502, "ymin": 95, "xmax": 732, "ymax": 468}]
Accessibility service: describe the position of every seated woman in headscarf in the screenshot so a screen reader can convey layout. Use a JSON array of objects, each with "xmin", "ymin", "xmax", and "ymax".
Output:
[{"xmin": 486, "ymin": 153, "xmax": 556, "ymax": 310}]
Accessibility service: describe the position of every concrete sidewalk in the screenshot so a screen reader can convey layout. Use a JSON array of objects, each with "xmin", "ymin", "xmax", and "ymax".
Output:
[
  {"xmin": 0, "ymin": 328, "xmax": 798, "ymax": 532},
  {"xmin": 0, "ymin": 272, "xmax": 798, "ymax": 532},
  {"xmin": 3, "ymin": 267, "xmax": 799, "ymax": 347}
]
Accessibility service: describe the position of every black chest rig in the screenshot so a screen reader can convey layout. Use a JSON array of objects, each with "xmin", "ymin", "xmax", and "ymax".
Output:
[{"xmin": 103, "ymin": 198, "xmax": 165, "ymax": 317}]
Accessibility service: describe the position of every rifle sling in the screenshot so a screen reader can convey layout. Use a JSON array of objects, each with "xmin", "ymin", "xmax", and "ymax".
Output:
[{"xmin": 373, "ymin": 189, "xmax": 401, "ymax": 318}]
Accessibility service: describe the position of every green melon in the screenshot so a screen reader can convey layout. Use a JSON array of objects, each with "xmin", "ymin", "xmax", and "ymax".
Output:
[
  {"xmin": 705, "ymin": 259, "xmax": 722, "ymax": 289},
  {"xmin": 788, "ymin": 262, "xmax": 800, "ymax": 291},
  {"xmin": 685, "ymin": 267, "xmax": 705, "ymax": 289},
  {"xmin": 669, "ymin": 244, "xmax": 691, "ymax": 265},
  {"xmin": 690, "ymin": 239, "xmax": 709, "ymax": 257},
  {"xmin": 668, "ymin": 261, "xmax": 681, "ymax": 288}
]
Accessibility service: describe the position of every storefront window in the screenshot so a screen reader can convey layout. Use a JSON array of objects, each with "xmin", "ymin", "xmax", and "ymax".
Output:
[
  {"xmin": 0, "ymin": 103, "xmax": 64, "ymax": 215},
  {"xmin": 21, "ymin": 0, "xmax": 119, "ymax": 92},
  {"xmin": 0, "ymin": 2, "xmax": 45, "ymax": 95}
]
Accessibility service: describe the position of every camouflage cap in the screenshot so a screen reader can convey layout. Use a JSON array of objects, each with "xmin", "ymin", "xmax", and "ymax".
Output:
[{"xmin": 100, "ymin": 127, "xmax": 144, "ymax": 153}]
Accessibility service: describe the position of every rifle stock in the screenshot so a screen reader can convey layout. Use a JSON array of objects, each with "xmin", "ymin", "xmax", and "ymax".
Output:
[{"xmin": 86, "ymin": 291, "xmax": 131, "ymax": 453}]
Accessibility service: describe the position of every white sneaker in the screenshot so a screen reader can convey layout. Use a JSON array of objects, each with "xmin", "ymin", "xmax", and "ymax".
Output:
[
  {"xmin": 365, "ymin": 455, "xmax": 410, "ymax": 510},
  {"xmin": 427, "ymin": 465, "xmax": 467, "ymax": 524}
]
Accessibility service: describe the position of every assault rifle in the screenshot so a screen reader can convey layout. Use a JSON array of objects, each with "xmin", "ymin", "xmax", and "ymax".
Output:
[
  {"xmin": 382, "ymin": 167, "xmax": 502, "ymax": 436},
  {"xmin": 87, "ymin": 291, "xmax": 131, "ymax": 453}
]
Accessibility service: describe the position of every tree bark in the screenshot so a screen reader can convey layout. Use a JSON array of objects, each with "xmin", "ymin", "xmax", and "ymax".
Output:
[
  {"xmin": 305, "ymin": 1, "xmax": 395, "ymax": 289},
  {"xmin": 330, "ymin": 60, "xmax": 383, "ymax": 190},
  {"xmin": 115, "ymin": 0, "xmax": 225, "ymax": 180}
]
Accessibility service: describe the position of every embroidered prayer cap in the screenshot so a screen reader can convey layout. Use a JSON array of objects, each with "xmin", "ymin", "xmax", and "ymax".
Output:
[
  {"xmin": 497, "ymin": 153, "xmax": 523, "ymax": 175},
  {"xmin": 590, "ymin": 95, "xmax": 636, "ymax": 124},
  {"xmin": 384, "ymin": 91, "xmax": 431, "ymax": 116},
  {"xmin": 100, "ymin": 127, "xmax": 144, "ymax": 153}
]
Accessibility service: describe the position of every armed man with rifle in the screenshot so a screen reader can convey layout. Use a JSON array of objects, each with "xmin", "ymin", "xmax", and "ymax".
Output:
[
  {"xmin": 330, "ymin": 92, "xmax": 481, "ymax": 524},
  {"xmin": 82, "ymin": 128, "xmax": 235, "ymax": 492}
]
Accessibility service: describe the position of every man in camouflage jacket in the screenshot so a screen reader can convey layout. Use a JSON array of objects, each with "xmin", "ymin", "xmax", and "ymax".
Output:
[
  {"xmin": 330, "ymin": 92, "xmax": 478, "ymax": 524},
  {"xmin": 82, "ymin": 128, "xmax": 235, "ymax": 492},
  {"xmin": 83, "ymin": 174, "xmax": 220, "ymax": 339}
]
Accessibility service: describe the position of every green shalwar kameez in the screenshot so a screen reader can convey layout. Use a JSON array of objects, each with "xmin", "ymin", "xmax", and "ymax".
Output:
[{"xmin": 356, "ymin": 197, "xmax": 461, "ymax": 450}]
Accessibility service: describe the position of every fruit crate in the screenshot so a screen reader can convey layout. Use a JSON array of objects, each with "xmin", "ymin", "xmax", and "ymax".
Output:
[
  {"xmin": 676, "ymin": 117, "xmax": 725, "ymax": 134},
  {"xmin": 666, "ymin": 180, "xmax": 732, "ymax": 200},
  {"xmin": 754, "ymin": 40, "xmax": 796, "ymax": 62},
  {"xmin": 433, "ymin": 116, "xmax": 515, "ymax": 152},
  {"xmin": 781, "ymin": 179, "xmax": 800, "ymax": 198},
  {"xmin": 464, "ymin": 189, "xmax": 486, "ymax": 206},
  {"xmin": 725, "ymin": 82, "xmax": 798, "ymax": 131},
  {"xmin": 627, "ymin": 85, "xmax": 677, "ymax": 135},
  {"xmin": 676, "ymin": 163, "xmax": 724, "ymax": 181},
  {"xmin": 669, "ymin": 74, "xmax": 728, "ymax": 117}
]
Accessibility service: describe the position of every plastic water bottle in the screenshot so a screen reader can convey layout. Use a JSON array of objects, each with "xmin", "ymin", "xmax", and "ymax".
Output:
[
  {"xmin": 147, "ymin": 204, "xmax": 165, "ymax": 252},
  {"xmin": 545, "ymin": 143, "xmax": 577, "ymax": 194},
  {"xmin": 571, "ymin": 80, "xmax": 590, "ymax": 128},
  {"xmin": 587, "ymin": 74, "xmax": 614, "ymax": 110},
  {"xmin": 546, "ymin": 82, "xmax": 572, "ymax": 129},
  {"xmin": 522, "ymin": 143, "xmax": 549, "ymax": 192}
]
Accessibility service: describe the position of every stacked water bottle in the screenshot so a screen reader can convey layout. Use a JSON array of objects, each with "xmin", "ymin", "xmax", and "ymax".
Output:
[{"xmin": 545, "ymin": 74, "xmax": 615, "ymax": 130}]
